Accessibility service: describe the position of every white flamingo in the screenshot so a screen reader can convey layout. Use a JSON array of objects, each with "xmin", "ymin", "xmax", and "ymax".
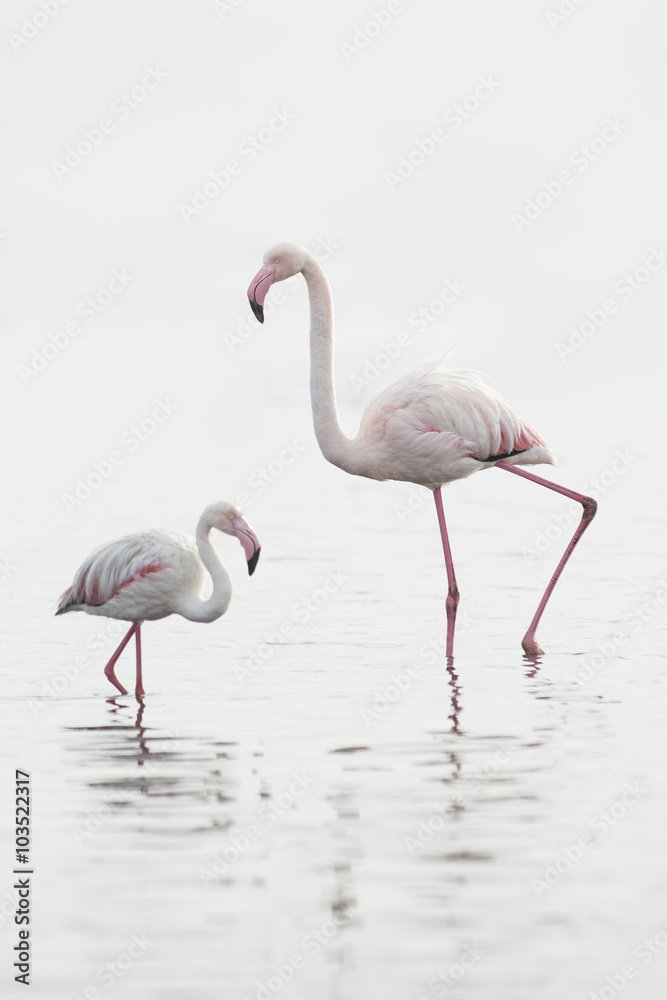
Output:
[
  {"xmin": 247, "ymin": 242, "xmax": 596, "ymax": 657},
  {"xmin": 56, "ymin": 501, "xmax": 261, "ymax": 696}
]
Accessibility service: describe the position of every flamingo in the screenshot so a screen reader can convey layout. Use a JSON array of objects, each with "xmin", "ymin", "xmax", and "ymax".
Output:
[
  {"xmin": 56, "ymin": 501, "xmax": 261, "ymax": 696},
  {"xmin": 247, "ymin": 242, "xmax": 596, "ymax": 657}
]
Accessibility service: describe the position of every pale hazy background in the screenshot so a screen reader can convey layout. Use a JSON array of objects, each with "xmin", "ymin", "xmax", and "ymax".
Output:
[
  {"xmin": 4, "ymin": 0, "xmax": 664, "ymax": 652},
  {"xmin": 2, "ymin": 2, "xmax": 667, "ymax": 998}
]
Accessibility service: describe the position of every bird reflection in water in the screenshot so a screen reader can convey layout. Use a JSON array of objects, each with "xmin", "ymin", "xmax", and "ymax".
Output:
[
  {"xmin": 102, "ymin": 695, "xmax": 192, "ymax": 794},
  {"xmin": 446, "ymin": 660, "xmax": 462, "ymax": 735}
]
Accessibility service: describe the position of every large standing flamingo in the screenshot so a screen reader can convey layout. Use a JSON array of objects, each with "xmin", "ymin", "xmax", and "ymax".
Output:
[
  {"xmin": 247, "ymin": 242, "xmax": 596, "ymax": 657},
  {"xmin": 56, "ymin": 501, "xmax": 261, "ymax": 696}
]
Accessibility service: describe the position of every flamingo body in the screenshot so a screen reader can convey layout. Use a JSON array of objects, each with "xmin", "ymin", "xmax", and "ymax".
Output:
[
  {"xmin": 57, "ymin": 501, "xmax": 261, "ymax": 695},
  {"xmin": 56, "ymin": 529, "xmax": 206, "ymax": 622},
  {"xmin": 352, "ymin": 364, "xmax": 555, "ymax": 488}
]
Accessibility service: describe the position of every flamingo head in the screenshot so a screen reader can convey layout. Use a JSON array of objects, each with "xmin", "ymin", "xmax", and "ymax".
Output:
[
  {"xmin": 206, "ymin": 501, "xmax": 261, "ymax": 575},
  {"xmin": 247, "ymin": 242, "xmax": 309, "ymax": 323}
]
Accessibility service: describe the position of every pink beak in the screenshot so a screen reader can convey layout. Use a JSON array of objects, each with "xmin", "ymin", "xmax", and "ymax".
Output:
[
  {"xmin": 233, "ymin": 518, "xmax": 261, "ymax": 576},
  {"xmin": 247, "ymin": 264, "xmax": 276, "ymax": 324}
]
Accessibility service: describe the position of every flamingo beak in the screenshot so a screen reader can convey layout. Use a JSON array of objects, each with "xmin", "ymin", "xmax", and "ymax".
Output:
[
  {"xmin": 233, "ymin": 518, "xmax": 261, "ymax": 576},
  {"xmin": 247, "ymin": 264, "xmax": 276, "ymax": 324}
]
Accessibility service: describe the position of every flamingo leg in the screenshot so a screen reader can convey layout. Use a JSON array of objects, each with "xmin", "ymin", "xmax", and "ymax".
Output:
[
  {"xmin": 495, "ymin": 460, "xmax": 597, "ymax": 656},
  {"xmin": 433, "ymin": 487, "xmax": 460, "ymax": 658},
  {"xmin": 134, "ymin": 624, "xmax": 144, "ymax": 698},
  {"xmin": 103, "ymin": 624, "xmax": 139, "ymax": 696}
]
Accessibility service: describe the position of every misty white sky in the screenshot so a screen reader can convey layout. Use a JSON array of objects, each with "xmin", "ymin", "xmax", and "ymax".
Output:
[
  {"xmin": 3, "ymin": 0, "xmax": 665, "ymax": 552},
  {"xmin": 3, "ymin": 10, "xmax": 666, "ymax": 996}
]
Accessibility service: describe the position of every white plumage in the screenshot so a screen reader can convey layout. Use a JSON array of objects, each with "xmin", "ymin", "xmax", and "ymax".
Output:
[
  {"xmin": 355, "ymin": 364, "xmax": 555, "ymax": 488},
  {"xmin": 56, "ymin": 501, "xmax": 261, "ymax": 697},
  {"xmin": 57, "ymin": 529, "xmax": 202, "ymax": 623}
]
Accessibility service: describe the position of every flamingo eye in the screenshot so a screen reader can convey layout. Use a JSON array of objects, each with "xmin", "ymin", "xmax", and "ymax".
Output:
[{"xmin": 275, "ymin": 258, "xmax": 281, "ymax": 263}]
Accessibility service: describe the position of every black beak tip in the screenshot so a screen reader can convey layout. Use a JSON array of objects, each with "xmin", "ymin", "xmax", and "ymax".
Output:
[
  {"xmin": 249, "ymin": 298, "xmax": 264, "ymax": 324},
  {"xmin": 247, "ymin": 548, "xmax": 261, "ymax": 576}
]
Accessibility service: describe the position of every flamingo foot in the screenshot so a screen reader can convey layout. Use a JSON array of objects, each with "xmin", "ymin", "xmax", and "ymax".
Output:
[
  {"xmin": 521, "ymin": 634, "xmax": 544, "ymax": 657},
  {"xmin": 104, "ymin": 663, "xmax": 128, "ymax": 696}
]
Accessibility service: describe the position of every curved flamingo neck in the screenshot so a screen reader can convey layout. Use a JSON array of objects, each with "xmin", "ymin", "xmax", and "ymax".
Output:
[
  {"xmin": 179, "ymin": 518, "xmax": 232, "ymax": 623},
  {"xmin": 302, "ymin": 256, "xmax": 354, "ymax": 471}
]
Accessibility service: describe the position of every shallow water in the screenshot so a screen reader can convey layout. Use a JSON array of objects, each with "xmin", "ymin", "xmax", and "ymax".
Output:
[{"xmin": 2, "ymin": 406, "xmax": 666, "ymax": 1000}]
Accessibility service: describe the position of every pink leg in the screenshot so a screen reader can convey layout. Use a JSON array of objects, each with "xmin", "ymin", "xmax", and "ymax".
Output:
[
  {"xmin": 495, "ymin": 461, "xmax": 597, "ymax": 656},
  {"xmin": 103, "ymin": 623, "xmax": 139, "ymax": 695},
  {"xmin": 433, "ymin": 487, "xmax": 460, "ymax": 658},
  {"xmin": 134, "ymin": 624, "xmax": 144, "ymax": 698}
]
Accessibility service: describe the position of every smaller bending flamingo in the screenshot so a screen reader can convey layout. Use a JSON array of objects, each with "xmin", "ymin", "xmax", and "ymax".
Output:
[{"xmin": 56, "ymin": 502, "xmax": 261, "ymax": 697}]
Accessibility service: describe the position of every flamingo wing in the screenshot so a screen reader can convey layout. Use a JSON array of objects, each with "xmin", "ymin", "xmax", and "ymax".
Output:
[
  {"xmin": 356, "ymin": 364, "xmax": 554, "ymax": 487},
  {"xmin": 56, "ymin": 530, "xmax": 178, "ymax": 614}
]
